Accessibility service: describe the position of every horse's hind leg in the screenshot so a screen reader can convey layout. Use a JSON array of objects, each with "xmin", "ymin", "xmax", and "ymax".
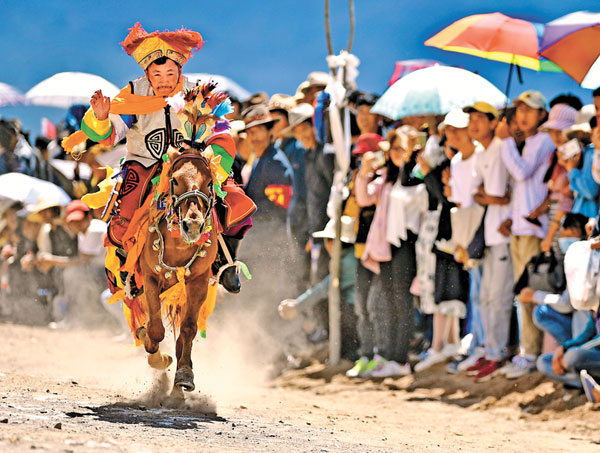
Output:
[{"xmin": 137, "ymin": 283, "xmax": 172, "ymax": 370}]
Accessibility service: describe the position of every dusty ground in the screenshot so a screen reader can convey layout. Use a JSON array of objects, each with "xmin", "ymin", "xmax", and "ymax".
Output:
[{"xmin": 1, "ymin": 322, "xmax": 600, "ymax": 452}]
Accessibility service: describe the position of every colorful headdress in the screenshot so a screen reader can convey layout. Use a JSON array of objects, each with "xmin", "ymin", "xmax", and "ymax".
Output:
[
  {"xmin": 121, "ymin": 22, "xmax": 204, "ymax": 70},
  {"xmin": 166, "ymin": 81, "xmax": 234, "ymax": 197}
]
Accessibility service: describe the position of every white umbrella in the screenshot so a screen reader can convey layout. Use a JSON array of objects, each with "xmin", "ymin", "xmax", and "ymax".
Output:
[
  {"xmin": 25, "ymin": 72, "xmax": 120, "ymax": 109},
  {"xmin": 185, "ymin": 73, "xmax": 251, "ymax": 100},
  {"xmin": 0, "ymin": 82, "xmax": 25, "ymax": 107},
  {"xmin": 0, "ymin": 173, "xmax": 71, "ymax": 213},
  {"xmin": 371, "ymin": 66, "xmax": 507, "ymax": 120}
]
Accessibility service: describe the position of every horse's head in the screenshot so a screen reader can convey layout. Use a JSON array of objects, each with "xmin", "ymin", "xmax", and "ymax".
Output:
[{"xmin": 169, "ymin": 149, "xmax": 214, "ymax": 244}]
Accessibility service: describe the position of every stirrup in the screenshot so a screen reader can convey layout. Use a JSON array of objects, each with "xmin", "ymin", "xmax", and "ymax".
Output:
[{"xmin": 121, "ymin": 271, "xmax": 144, "ymax": 299}]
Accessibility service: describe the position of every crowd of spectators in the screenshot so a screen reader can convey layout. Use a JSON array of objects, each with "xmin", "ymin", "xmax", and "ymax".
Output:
[{"xmin": 3, "ymin": 71, "xmax": 600, "ymax": 402}]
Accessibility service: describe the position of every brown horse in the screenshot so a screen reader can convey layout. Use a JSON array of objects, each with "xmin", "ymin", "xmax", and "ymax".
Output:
[{"xmin": 136, "ymin": 148, "xmax": 218, "ymax": 392}]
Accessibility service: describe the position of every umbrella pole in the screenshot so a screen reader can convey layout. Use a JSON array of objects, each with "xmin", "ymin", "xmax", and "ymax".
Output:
[{"xmin": 504, "ymin": 62, "xmax": 514, "ymax": 109}]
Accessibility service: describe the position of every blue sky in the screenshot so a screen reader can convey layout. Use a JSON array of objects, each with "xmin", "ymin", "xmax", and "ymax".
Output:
[{"xmin": 0, "ymin": 0, "xmax": 596, "ymax": 137}]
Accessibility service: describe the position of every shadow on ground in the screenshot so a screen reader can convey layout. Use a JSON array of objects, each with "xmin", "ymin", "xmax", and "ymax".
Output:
[{"xmin": 64, "ymin": 403, "xmax": 227, "ymax": 430}]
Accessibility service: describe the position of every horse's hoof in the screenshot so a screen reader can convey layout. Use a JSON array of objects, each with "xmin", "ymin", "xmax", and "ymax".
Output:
[
  {"xmin": 174, "ymin": 366, "xmax": 195, "ymax": 392},
  {"xmin": 148, "ymin": 352, "xmax": 173, "ymax": 370},
  {"xmin": 135, "ymin": 327, "xmax": 147, "ymax": 341}
]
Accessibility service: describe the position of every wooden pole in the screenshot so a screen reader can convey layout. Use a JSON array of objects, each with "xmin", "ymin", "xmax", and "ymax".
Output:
[
  {"xmin": 325, "ymin": 0, "xmax": 355, "ymax": 366},
  {"xmin": 325, "ymin": 0, "xmax": 336, "ymax": 77}
]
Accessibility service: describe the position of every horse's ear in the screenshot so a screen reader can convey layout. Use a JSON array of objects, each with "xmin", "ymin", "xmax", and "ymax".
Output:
[
  {"xmin": 201, "ymin": 145, "xmax": 214, "ymax": 161},
  {"xmin": 167, "ymin": 148, "xmax": 180, "ymax": 162}
]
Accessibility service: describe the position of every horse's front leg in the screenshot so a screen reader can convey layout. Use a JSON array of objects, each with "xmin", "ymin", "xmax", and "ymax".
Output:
[
  {"xmin": 173, "ymin": 278, "xmax": 207, "ymax": 392},
  {"xmin": 137, "ymin": 277, "xmax": 172, "ymax": 370}
]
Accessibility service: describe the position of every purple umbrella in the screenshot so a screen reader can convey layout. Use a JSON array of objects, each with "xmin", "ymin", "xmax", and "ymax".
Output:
[
  {"xmin": 388, "ymin": 60, "xmax": 442, "ymax": 86},
  {"xmin": 0, "ymin": 82, "xmax": 25, "ymax": 107}
]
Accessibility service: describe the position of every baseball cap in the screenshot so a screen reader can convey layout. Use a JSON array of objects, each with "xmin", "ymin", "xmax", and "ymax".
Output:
[
  {"xmin": 65, "ymin": 199, "xmax": 90, "ymax": 223},
  {"xmin": 463, "ymin": 101, "xmax": 499, "ymax": 119},
  {"xmin": 352, "ymin": 133, "xmax": 383, "ymax": 155},
  {"xmin": 441, "ymin": 108, "xmax": 469, "ymax": 129},
  {"xmin": 513, "ymin": 90, "xmax": 547, "ymax": 110}
]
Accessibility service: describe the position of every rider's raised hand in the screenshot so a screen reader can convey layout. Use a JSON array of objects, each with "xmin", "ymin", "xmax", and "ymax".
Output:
[{"xmin": 90, "ymin": 89, "xmax": 110, "ymax": 121}]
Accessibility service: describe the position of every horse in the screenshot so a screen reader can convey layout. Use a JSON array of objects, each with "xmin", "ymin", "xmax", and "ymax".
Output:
[{"xmin": 135, "ymin": 147, "xmax": 218, "ymax": 392}]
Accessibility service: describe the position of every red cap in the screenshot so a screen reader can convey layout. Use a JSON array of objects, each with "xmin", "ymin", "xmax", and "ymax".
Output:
[
  {"xmin": 65, "ymin": 200, "xmax": 90, "ymax": 223},
  {"xmin": 352, "ymin": 133, "xmax": 383, "ymax": 155}
]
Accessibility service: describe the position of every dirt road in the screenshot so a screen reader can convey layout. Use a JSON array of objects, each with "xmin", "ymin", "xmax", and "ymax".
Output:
[{"xmin": 0, "ymin": 322, "xmax": 599, "ymax": 452}]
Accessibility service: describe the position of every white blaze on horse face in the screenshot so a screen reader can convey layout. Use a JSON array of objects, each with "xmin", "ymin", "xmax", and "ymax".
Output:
[
  {"xmin": 181, "ymin": 200, "xmax": 205, "ymax": 243},
  {"xmin": 173, "ymin": 160, "xmax": 210, "ymax": 244}
]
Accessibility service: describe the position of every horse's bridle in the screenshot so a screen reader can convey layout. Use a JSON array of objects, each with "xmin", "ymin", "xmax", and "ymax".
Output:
[{"xmin": 168, "ymin": 153, "xmax": 215, "ymax": 233}]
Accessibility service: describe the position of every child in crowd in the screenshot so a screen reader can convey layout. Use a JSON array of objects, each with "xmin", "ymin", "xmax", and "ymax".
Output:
[
  {"xmin": 415, "ymin": 109, "xmax": 472, "ymax": 371},
  {"xmin": 461, "ymin": 102, "xmax": 513, "ymax": 382},
  {"xmin": 498, "ymin": 90, "xmax": 556, "ymax": 378}
]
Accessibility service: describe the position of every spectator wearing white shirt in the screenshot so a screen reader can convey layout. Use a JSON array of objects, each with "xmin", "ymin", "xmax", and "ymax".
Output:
[
  {"xmin": 463, "ymin": 102, "xmax": 513, "ymax": 382},
  {"xmin": 415, "ymin": 110, "xmax": 472, "ymax": 372},
  {"xmin": 447, "ymin": 109, "xmax": 485, "ymax": 369},
  {"xmin": 498, "ymin": 90, "xmax": 555, "ymax": 377}
]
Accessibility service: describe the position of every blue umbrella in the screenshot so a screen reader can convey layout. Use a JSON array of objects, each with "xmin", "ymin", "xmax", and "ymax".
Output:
[{"xmin": 371, "ymin": 65, "xmax": 507, "ymax": 120}]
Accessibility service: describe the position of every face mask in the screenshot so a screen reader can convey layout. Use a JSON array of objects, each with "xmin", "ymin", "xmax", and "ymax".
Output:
[{"xmin": 559, "ymin": 237, "xmax": 579, "ymax": 254}]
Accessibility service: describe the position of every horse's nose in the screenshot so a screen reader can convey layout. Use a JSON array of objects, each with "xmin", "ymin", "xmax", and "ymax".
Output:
[{"xmin": 186, "ymin": 202, "xmax": 203, "ymax": 222}]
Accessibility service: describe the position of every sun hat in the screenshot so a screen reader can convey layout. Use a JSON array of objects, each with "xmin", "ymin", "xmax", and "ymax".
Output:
[
  {"xmin": 268, "ymin": 93, "xmax": 296, "ymax": 113},
  {"xmin": 313, "ymin": 216, "xmax": 356, "ymax": 244},
  {"xmin": 282, "ymin": 103, "xmax": 315, "ymax": 135},
  {"xmin": 513, "ymin": 90, "xmax": 547, "ymax": 110},
  {"xmin": 242, "ymin": 104, "xmax": 279, "ymax": 130},
  {"xmin": 229, "ymin": 120, "xmax": 247, "ymax": 138},
  {"xmin": 26, "ymin": 196, "xmax": 63, "ymax": 223},
  {"xmin": 302, "ymin": 72, "xmax": 329, "ymax": 92},
  {"xmin": 295, "ymin": 72, "xmax": 329, "ymax": 101},
  {"xmin": 441, "ymin": 108, "xmax": 469, "ymax": 129},
  {"xmin": 463, "ymin": 101, "xmax": 499, "ymax": 119},
  {"xmin": 540, "ymin": 104, "xmax": 578, "ymax": 131}
]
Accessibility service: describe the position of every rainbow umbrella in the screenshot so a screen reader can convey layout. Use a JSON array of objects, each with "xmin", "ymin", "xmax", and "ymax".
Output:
[
  {"xmin": 388, "ymin": 60, "xmax": 443, "ymax": 86},
  {"xmin": 425, "ymin": 12, "xmax": 561, "ymax": 97},
  {"xmin": 539, "ymin": 11, "xmax": 600, "ymax": 89}
]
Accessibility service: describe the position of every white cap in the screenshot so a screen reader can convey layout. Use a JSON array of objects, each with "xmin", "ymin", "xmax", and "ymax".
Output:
[{"xmin": 441, "ymin": 108, "xmax": 469, "ymax": 129}]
